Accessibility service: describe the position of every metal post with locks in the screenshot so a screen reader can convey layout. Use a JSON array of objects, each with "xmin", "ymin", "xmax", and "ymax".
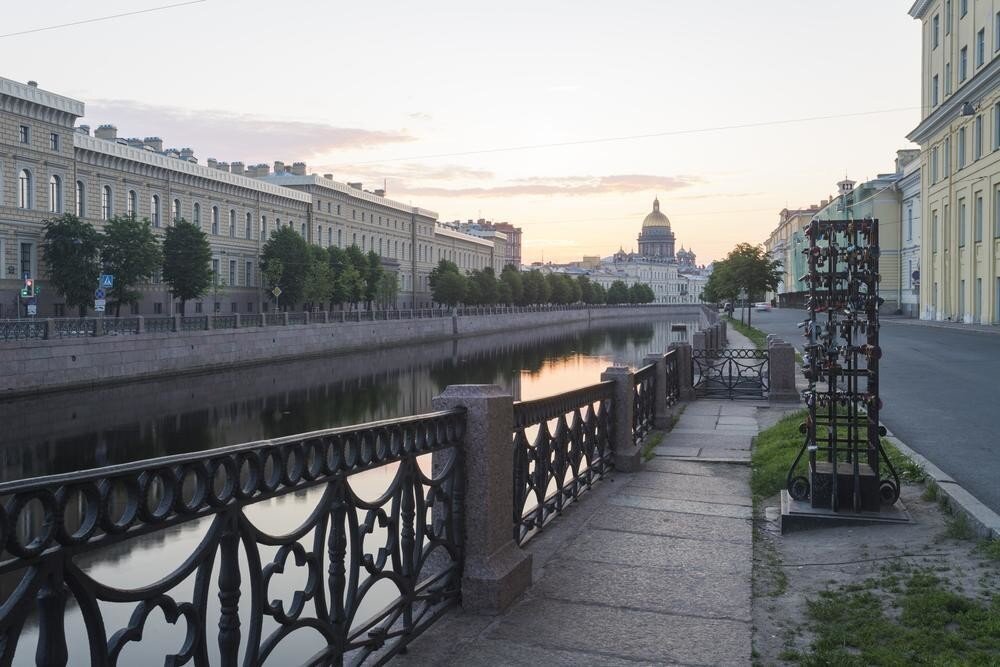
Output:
[{"xmin": 782, "ymin": 218, "xmax": 906, "ymax": 530}]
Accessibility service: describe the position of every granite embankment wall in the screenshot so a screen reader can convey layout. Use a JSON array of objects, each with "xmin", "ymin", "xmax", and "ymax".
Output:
[{"xmin": 0, "ymin": 305, "xmax": 714, "ymax": 396}]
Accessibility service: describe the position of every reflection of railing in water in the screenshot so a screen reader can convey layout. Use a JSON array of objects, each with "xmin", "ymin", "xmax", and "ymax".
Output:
[{"xmin": 0, "ymin": 411, "xmax": 466, "ymax": 665}]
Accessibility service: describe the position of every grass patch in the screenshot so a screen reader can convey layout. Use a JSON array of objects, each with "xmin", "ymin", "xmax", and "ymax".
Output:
[
  {"xmin": 641, "ymin": 431, "xmax": 664, "ymax": 462},
  {"xmin": 798, "ymin": 569, "xmax": 1000, "ymax": 666},
  {"xmin": 725, "ymin": 315, "xmax": 768, "ymax": 350},
  {"xmin": 974, "ymin": 539, "xmax": 1000, "ymax": 562},
  {"xmin": 882, "ymin": 440, "xmax": 928, "ymax": 484},
  {"xmin": 944, "ymin": 513, "xmax": 977, "ymax": 541},
  {"xmin": 753, "ymin": 522, "xmax": 788, "ymax": 598}
]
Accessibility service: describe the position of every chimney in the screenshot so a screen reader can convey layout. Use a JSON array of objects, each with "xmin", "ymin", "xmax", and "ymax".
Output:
[
  {"xmin": 27, "ymin": 81, "xmax": 38, "ymax": 88},
  {"xmin": 76, "ymin": 124, "xmax": 91, "ymax": 135},
  {"xmin": 231, "ymin": 161, "xmax": 245, "ymax": 175},
  {"xmin": 207, "ymin": 158, "xmax": 218, "ymax": 169},
  {"xmin": 144, "ymin": 136, "xmax": 163, "ymax": 152},
  {"xmin": 291, "ymin": 162, "xmax": 307, "ymax": 176},
  {"xmin": 95, "ymin": 124, "xmax": 118, "ymax": 141},
  {"xmin": 179, "ymin": 147, "xmax": 195, "ymax": 161},
  {"xmin": 373, "ymin": 188, "xmax": 385, "ymax": 197},
  {"xmin": 273, "ymin": 160, "xmax": 285, "ymax": 175},
  {"xmin": 348, "ymin": 182, "xmax": 362, "ymax": 190},
  {"xmin": 164, "ymin": 148, "xmax": 180, "ymax": 159},
  {"xmin": 127, "ymin": 137, "xmax": 144, "ymax": 149},
  {"xmin": 217, "ymin": 161, "xmax": 229, "ymax": 172},
  {"xmin": 323, "ymin": 173, "xmax": 333, "ymax": 180}
]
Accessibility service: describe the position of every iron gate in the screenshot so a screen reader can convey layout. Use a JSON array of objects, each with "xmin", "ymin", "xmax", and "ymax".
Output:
[{"xmin": 692, "ymin": 348, "xmax": 769, "ymax": 399}]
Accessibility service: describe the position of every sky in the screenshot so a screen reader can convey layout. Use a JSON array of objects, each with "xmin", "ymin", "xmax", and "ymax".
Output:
[{"xmin": 2, "ymin": 0, "xmax": 922, "ymax": 264}]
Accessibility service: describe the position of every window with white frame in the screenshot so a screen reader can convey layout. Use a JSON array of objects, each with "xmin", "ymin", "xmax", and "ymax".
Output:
[
  {"xmin": 212, "ymin": 207, "xmax": 219, "ymax": 234},
  {"xmin": 246, "ymin": 260, "xmax": 254, "ymax": 287},
  {"xmin": 18, "ymin": 169, "xmax": 32, "ymax": 209},
  {"xmin": 18, "ymin": 125, "xmax": 29, "ymax": 144},
  {"xmin": 958, "ymin": 126, "xmax": 967, "ymax": 168},
  {"xmin": 977, "ymin": 29, "xmax": 985, "ymax": 67},
  {"xmin": 229, "ymin": 210, "xmax": 236, "ymax": 237},
  {"xmin": 975, "ymin": 193, "xmax": 983, "ymax": 242},
  {"xmin": 959, "ymin": 198, "xmax": 967, "ymax": 246},
  {"xmin": 50, "ymin": 133, "xmax": 59, "ymax": 151},
  {"xmin": 76, "ymin": 181, "xmax": 85, "ymax": 217},
  {"xmin": 173, "ymin": 198, "xmax": 181, "ymax": 223},
  {"xmin": 102, "ymin": 185, "xmax": 112, "ymax": 219},
  {"xmin": 229, "ymin": 259, "xmax": 236, "ymax": 287},
  {"xmin": 245, "ymin": 212, "xmax": 252, "ymax": 239},
  {"xmin": 960, "ymin": 46, "xmax": 968, "ymax": 80},
  {"xmin": 127, "ymin": 190, "xmax": 137, "ymax": 218},
  {"xmin": 48, "ymin": 175, "xmax": 61, "ymax": 213},
  {"xmin": 193, "ymin": 202, "xmax": 201, "ymax": 225},
  {"xmin": 932, "ymin": 75, "xmax": 939, "ymax": 106},
  {"xmin": 933, "ymin": 14, "xmax": 940, "ymax": 48},
  {"xmin": 151, "ymin": 194, "xmax": 161, "ymax": 227},
  {"xmin": 975, "ymin": 115, "xmax": 983, "ymax": 159}
]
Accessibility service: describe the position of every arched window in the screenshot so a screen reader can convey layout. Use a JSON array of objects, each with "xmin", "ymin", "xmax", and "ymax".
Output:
[
  {"xmin": 48, "ymin": 175, "xmax": 62, "ymax": 213},
  {"xmin": 362, "ymin": 235, "xmax": 366, "ymax": 251},
  {"xmin": 327, "ymin": 227, "xmax": 332, "ymax": 246},
  {"xmin": 18, "ymin": 169, "xmax": 32, "ymax": 209},
  {"xmin": 102, "ymin": 185, "xmax": 112, "ymax": 220},
  {"xmin": 151, "ymin": 195, "xmax": 161, "ymax": 227},
  {"xmin": 276, "ymin": 217, "xmax": 281, "ymax": 228},
  {"xmin": 127, "ymin": 190, "xmax": 137, "ymax": 218},
  {"xmin": 229, "ymin": 210, "xmax": 236, "ymax": 237},
  {"xmin": 193, "ymin": 202, "xmax": 201, "ymax": 225},
  {"xmin": 245, "ymin": 212, "xmax": 252, "ymax": 239},
  {"xmin": 300, "ymin": 222, "xmax": 306, "ymax": 237},
  {"xmin": 317, "ymin": 225, "xmax": 322, "ymax": 244},
  {"xmin": 76, "ymin": 181, "xmax": 85, "ymax": 217},
  {"xmin": 212, "ymin": 207, "xmax": 219, "ymax": 234},
  {"xmin": 261, "ymin": 215, "xmax": 268, "ymax": 237},
  {"xmin": 173, "ymin": 199, "xmax": 181, "ymax": 223}
]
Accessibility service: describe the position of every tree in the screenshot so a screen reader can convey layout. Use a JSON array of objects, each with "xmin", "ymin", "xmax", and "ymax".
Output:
[
  {"xmin": 302, "ymin": 246, "xmax": 333, "ymax": 310},
  {"xmin": 591, "ymin": 282, "xmax": 607, "ymax": 304},
  {"xmin": 262, "ymin": 258, "xmax": 284, "ymax": 310},
  {"xmin": 364, "ymin": 251, "xmax": 385, "ymax": 309},
  {"xmin": 546, "ymin": 273, "xmax": 569, "ymax": 304},
  {"xmin": 471, "ymin": 267, "xmax": 499, "ymax": 305},
  {"xmin": 577, "ymin": 275, "xmax": 594, "ymax": 305},
  {"xmin": 261, "ymin": 226, "xmax": 309, "ymax": 309},
  {"xmin": 41, "ymin": 214, "xmax": 102, "ymax": 317},
  {"xmin": 163, "ymin": 220, "xmax": 212, "ymax": 315},
  {"xmin": 565, "ymin": 274, "xmax": 582, "ymax": 303},
  {"xmin": 429, "ymin": 260, "xmax": 460, "ymax": 292},
  {"xmin": 521, "ymin": 269, "xmax": 550, "ymax": 305},
  {"xmin": 628, "ymin": 282, "xmax": 655, "ymax": 303},
  {"xmin": 500, "ymin": 265, "xmax": 523, "ymax": 305},
  {"xmin": 376, "ymin": 272, "xmax": 399, "ymax": 309},
  {"xmin": 336, "ymin": 262, "xmax": 366, "ymax": 310},
  {"xmin": 433, "ymin": 271, "xmax": 467, "ymax": 307},
  {"xmin": 101, "ymin": 216, "xmax": 163, "ymax": 316},
  {"xmin": 607, "ymin": 280, "xmax": 630, "ymax": 305},
  {"xmin": 710, "ymin": 243, "xmax": 782, "ymax": 326}
]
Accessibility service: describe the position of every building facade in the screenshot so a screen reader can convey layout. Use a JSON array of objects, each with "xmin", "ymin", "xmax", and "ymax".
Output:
[
  {"xmin": 899, "ymin": 156, "xmax": 923, "ymax": 317},
  {"xmin": 0, "ymin": 76, "xmax": 509, "ymax": 315},
  {"xmin": 450, "ymin": 219, "xmax": 522, "ymax": 268},
  {"xmin": 763, "ymin": 203, "xmax": 824, "ymax": 306},
  {"xmin": 909, "ymin": 0, "xmax": 1000, "ymax": 323}
]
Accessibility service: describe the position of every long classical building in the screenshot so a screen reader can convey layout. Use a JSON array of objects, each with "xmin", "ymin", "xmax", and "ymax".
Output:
[
  {"xmin": 0, "ymin": 76, "xmax": 507, "ymax": 316},
  {"xmin": 908, "ymin": 0, "xmax": 1000, "ymax": 324}
]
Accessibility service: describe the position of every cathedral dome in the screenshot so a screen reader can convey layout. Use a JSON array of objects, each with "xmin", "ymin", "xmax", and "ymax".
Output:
[{"xmin": 642, "ymin": 198, "xmax": 671, "ymax": 228}]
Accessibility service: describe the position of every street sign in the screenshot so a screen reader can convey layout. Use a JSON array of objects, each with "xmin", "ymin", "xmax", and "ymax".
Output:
[
  {"xmin": 28, "ymin": 298, "xmax": 37, "ymax": 306},
  {"xmin": 94, "ymin": 288, "xmax": 106, "ymax": 300},
  {"xmin": 27, "ymin": 304, "xmax": 37, "ymax": 316},
  {"xmin": 94, "ymin": 299, "xmax": 106, "ymax": 312},
  {"xmin": 100, "ymin": 274, "xmax": 114, "ymax": 288},
  {"xmin": 271, "ymin": 286, "xmax": 282, "ymax": 298}
]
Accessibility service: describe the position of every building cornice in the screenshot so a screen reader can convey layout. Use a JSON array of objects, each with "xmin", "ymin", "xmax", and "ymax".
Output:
[
  {"xmin": 262, "ymin": 174, "xmax": 437, "ymax": 219},
  {"xmin": 74, "ymin": 134, "xmax": 312, "ymax": 203},
  {"xmin": 909, "ymin": 0, "xmax": 934, "ymax": 19},
  {"xmin": 434, "ymin": 224, "xmax": 493, "ymax": 248},
  {"xmin": 0, "ymin": 77, "xmax": 84, "ymax": 117},
  {"xmin": 908, "ymin": 58, "xmax": 1000, "ymax": 144}
]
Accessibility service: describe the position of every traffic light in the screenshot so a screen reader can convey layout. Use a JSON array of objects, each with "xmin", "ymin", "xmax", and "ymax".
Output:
[{"xmin": 20, "ymin": 278, "xmax": 33, "ymax": 298}]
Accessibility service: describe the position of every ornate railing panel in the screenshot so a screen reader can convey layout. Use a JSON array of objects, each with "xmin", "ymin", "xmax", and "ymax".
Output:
[
  {"xmin": 664, "ymin": 349, "xmax": 680, "ymax": 406},
  {"xmin": 0, "ymin": 320, "xmax": 45, "ymax": 341},
  {"xmin": 213, "ymin": 314, "xmax": 238, "ymax": 330},
  {"xmin": 288, "ymin": 313, "xmax": 307, "ymax": 325},
  {"xmin": 265, "ymin": 313, "xmax": 284, "ymax": 326},
  {"xmin": 0, "ymin": 410, "xmax": 466, "ymax": 665},
  {"xmin": 692, "ymin": 348, "xmax": 769, "ymax": 400},
  {"xmin": 632, "ymin": 363, "xmax": 656, "ymax": 445},
  {"xmin": 54, "ymin": 318, "xmax": 96, "ymax": 338},
  {"xmin": 103, "ymin": 318, "xmax": 140, "ymax": 336},
  {"xmin": 512, "ymin": 381, "xmax": 614, "ymax": 545},
  {"xmin": 144, "ymin": 316, "xmax": 174, "ymax": 333},
  {"xmin": 180, "ymin": 316, "xmax": 207, "ymax": 332}
]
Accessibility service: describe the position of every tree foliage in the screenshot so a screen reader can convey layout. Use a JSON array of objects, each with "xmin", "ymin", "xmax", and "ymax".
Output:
[
  {"xmin": 41, "ymin": 214, "xmax": 102, "ymax": 316},
  {"xmin": 101, "ymin": 216, "xmax": 163, "ymax": 316},
  {"xmin": 702, "ymin": 242, "xmax": 781, "ymax": 325},
  {"xmin": 261, "ymin": 226, "xmax": 309, "ymax": 309},
  {"xmin": 607, "ymin": 280, "xmax": 630, "ymax": 304},
  {"xmin": 163, "ymin": 220, "xmax": 213, "ymax": 315},
  {"xmin": 302, "ymin": 246, "xmax": 333, "ymax": 309}
]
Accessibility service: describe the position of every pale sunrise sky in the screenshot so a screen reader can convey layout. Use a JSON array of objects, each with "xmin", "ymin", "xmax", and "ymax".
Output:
[{"xmin": 2, "ymin": 0, "xmax": 921, "ymax": 264}]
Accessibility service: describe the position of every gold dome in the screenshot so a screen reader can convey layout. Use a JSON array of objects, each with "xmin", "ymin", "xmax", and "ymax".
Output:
[{"xmin": 642, "ymin": 198, "xmax": 671, "ymax": 228}]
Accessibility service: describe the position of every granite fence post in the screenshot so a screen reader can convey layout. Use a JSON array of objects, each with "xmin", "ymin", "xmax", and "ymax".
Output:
[
  {"xmin": 768, "ymin": 339, "xmax": 798, "ymax": 403},
  {"xmin": 172, "ymin": 314, "xmax": 181, "ymax": 332},
  {"xmin": 44, "ymin": 319, "xmax": 55, "ymax": 340},
  {"xmin": 282, "ymin": 312, "xmax": 290, "ymax": 326},
  {"xmin": 432, "ymin": 385, "xmax": 532, "ymax": 613},
  {"xmin": 136, "ymin": 316, "xmax": 145, "ymax": 334},
  {"xmin": 600, "ymin": 366, "xmax": 641, "ymax": 472},
  {"xmin": 693, "ymin": 329, "xmax": 707, "ymax": 353},
  {"xmin": 719, "ymin": 319, "xmax": 727, "ymax": 346},
  {"xmin": 643, "ymin": 353, "xmax": 671, "ymax": 429},
  {"xmin": 233, "ymin": 313, "xmax": 240, "ymax": 329},
  {"xmin": 669, "ymin": 342, "xmax": 695, "ymax": 401},
  {"xmin": 205, "ymin": 314, "xmax": 213, "ymax": 330}
]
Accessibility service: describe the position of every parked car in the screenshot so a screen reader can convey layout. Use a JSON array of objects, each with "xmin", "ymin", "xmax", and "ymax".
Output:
[
  {"xmin": 723, "ymin": 302, "xmax": 734, "ymax": 315},
  {"xmin": 754, "ymin": 302, "xmax": 772, "ymax": 312}
]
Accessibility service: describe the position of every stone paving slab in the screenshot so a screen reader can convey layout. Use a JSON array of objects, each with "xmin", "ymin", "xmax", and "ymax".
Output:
[
  {"xmin": 487, "ymin": 598, "xmax": 751, "ymax": 666},
  {"xmin": 678, "ymin": 402, "xmax": 723, "ymax": 416},
  {"xmin": 623, "ymin": 480, "xmax": 752, "ymax": 508},
  {"xmin": 643, "ymin": 458, "xmax": 751, "ymax": 480},
  {"xmin": 628, "ymin": 470, "xmax": 749, "ymax": 499},
  {"xmin": 587, "ymin": 503, "xmax": 752, "ymax": 545},
  {"xmin": 672, "ymin": 414, "xmax": 720, "ymax": 429},
  {"xmin": 657, "ymin": 434, "xmax": 751, "ymax": 449},
  {"xmin": 535, "ymin": 558, "xmax": 752, "ymax": 621},
  {"xmin": 611, "ymin": 493, "xmax": 753, "ymax": 520},
  {"xmin": 716, "ymin": 415, "xmax": 758, "ymax": 426},
  {"xmin": 653, "ymin": 445, "xmax": 703, "ymax": 458},
  {"xmin": 450, "ymin": 639, "xmax": 663, "ymax": 667}
]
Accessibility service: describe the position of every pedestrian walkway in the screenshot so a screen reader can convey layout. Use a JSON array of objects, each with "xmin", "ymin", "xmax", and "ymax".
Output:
[
  {"xmin": 881, "ymin": 315, "xmax": 1000, "ymax": 335},
  {"xmin": 401, "ymin": 400, "xmax": 757, "ymax": 666}
]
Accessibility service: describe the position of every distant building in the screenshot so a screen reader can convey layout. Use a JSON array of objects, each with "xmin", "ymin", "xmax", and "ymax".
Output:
[{"xmin": 450, "ymin": 219, "xmax": 523, "ymax": 268}]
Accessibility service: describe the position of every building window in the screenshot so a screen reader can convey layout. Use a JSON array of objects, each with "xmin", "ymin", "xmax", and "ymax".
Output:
[
  {"xmin": 261, "ymin": 215, "xmax": 268, "ymax": 237},
  {"xmin": 317, "ymin": 225, "xmax": 322, "ymax": 244},
  {"xmin": 337, "ymin": 204, "xmax": 341, "ymax": 215},
  {"xmin": 944, "ymin": 136, "xmax": 951, "ymax": 175},
  {"xmin": 932, "ymin": 210, "xmax": 939, "ymax": 252},
  {"xmin": 996, "ymin": 186, "xmax": 1000, "ymax": 236},
  {"xmin": 245, "ymin": 212, "xmax": 252, "ymax": 239},
  {"xmin": 76, "ymin": 181, "xmax": 85, "ymax": 217},
  {"xmin": 18, "ymin": 125, "xmax": 29, "ymax": 144},
  {"xmin": 102, "ymin": 185, "xmax": 112, "ymax": 219},
  {"xmin": 20, "ymin": 242, "xmax": 33, "ymax": 278},
  {"xmin": 975, "ymin": 115, "xmax": 983, "ymax": 159},
  {"xmin": 229, "ymin": 210, "xmax": 236, "ymax": 237},
  {"xmin": 50, "ymin": 133, "xmax": 59, "ymax": 151},
  {"xmin": 975, "ymin": 193, "xmax": 983, "ymax": 242},
  {"xmin": 195, "ymin": 302, "xmax": 203, "ymax": 314},
  {"xmin": 212, "ymin": 258, "xmax": 220, "ymax": 284},
  {"xmin": 301, "ymin": 223, "xmax": 306, "ymax": 237},
  {"xmin": 127, "ymin": 190, "xmax": 137, "ymax": 218},
  {"xmin": 960, "ymin": 46, "xmax": 968, "ymax": 81},
  {"xmin": 193, "ymin": 202, "xmax": 201, "ymax": 225},
  {"xmin": 931, "ymin": 146, "xmax": 939, "ymax": 183},
  {"xmin": 932, "ymin": 75, "xmax": 939, "ymax": 106},
  {"xmin": 246, "ymin": 260, "xmax": 254, "ymax": 287},
  {"xmin": 18, "ymin": 169, "xmax": 32, "ymax": 209},
  {"xmin": 958, "ymin": 126, "xmax": 966, "ymax": 168},
  {"xmin": 960, "ymin": 0, "xmax": 967, "ymax": 18},
  {"xmin": 327, "ymin": 228, "xmax": 332, "ymax": 246},
  {"xmin": 231, "ymin": 302, "xmax": 238, "ymax": 313},
  {"xmin": 154, "ymin": 302, "xmax": 163, "ymax": 314},
  {"xmin": 48, "ymin": 175, "xmax": 61, "ymax": 213},
  {"xmin": 996, "ymin": 12, "xmax": 1000, "ymax": 51},
  {"xmin": 338, "ymin": 229, "xmax": 342, "ymax": 246},
  {"xmin": 933, "ymin": 14, "xmax": 940, "ymax": 48},
  {"xmin": 946, "ymin": 0, "xmax": 953, "ymax": 33},
  {"xmin": 276, "ymin": 217, "xmax": 281, "ymax": 228},
  {"xmin": 959, "ymin": 198, "xmax": 966, "ymax": 247},
  {"xmin": 212, "ymin": 207, "xmax": 219, "ymax": 234},
  {"xmin": 977, "ymin": 29, "xmax": 985, "ymax": 67},
  {"xmin": 151, "ymin": 194, "xmax": 161, "ymax": 227},
  {"xmin": 995, "ymin": 103, "xmax": 1000, "ymax": 150},
  {"xmin": 247, "ymin": 301, "xmax": 254, "ymax": 313},
  {"xmin": 229, "ymin": 259, "xmax": 237, "ymax": 287},
  {"xmin": 173, "ymin": 198, "xmax": 181, "ymax": 223},
  {"xmin": 945, "ymin": 62, "xmax": 952, "ymax": 95},
  {"xmin": 907, "ymin": 207, "xmax": 913, "ymax": 241}
]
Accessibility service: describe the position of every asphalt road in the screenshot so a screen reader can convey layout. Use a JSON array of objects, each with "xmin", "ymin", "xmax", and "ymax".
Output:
[{"xmin": 744, "ymin": 307, "xmax": 1000, "ymax": 514}]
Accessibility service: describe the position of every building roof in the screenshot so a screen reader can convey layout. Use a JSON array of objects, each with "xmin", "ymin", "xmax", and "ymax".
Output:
[
  {"xmin": 642, "ymin": 197, "xmax": 671, "ymax": 228},
  {"xmin": 261, "ymin": 173, "xmax": 437, "ymax": 218},
  {"xmin": 0, "ymin": 76, "xmax": 84, "ymax": 117}
]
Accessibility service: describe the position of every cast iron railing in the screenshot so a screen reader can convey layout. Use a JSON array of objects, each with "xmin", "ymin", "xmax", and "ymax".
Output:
[
  {"xmin": 103, "ymin": 317, "xmax": 140, "ymax": 336},
  {"xmin": 664, "ymin": 349, "xmax": 680, "ymax": 406},
  {"xmin": 180, "ymin": 316, "xmax": 207, "ymax": 332},
  {"xmin": 632, "ymin": 363, "xmax": 657, "ymax": 445},
  {"xmin": 0, "ymin": 319, "xmax": 46, "ymax": 341},
  {"xmin": 511, "ymin": 381, "xmax": 615, "ymax": 545},
  {"xmin": 0, "ymin": 410, "xmax": 466, "ymax": 666},
  {"xmin": 54, "ymin": 318, "xmax": 96, "ymax": 338},
  {"xmin": 287, "ymin": 313, "xmax": 307, "ymax": 325},
  {"xmin": 213, "ymin": 314, "xmax": 237, "ymax": 330},
  {"xmin": 692, "ymin": 348, "xmax": 769, "ymax": 399},
  {"xmin": 144, "ymin": 316, "xmax": 174, "ymax": 333}
]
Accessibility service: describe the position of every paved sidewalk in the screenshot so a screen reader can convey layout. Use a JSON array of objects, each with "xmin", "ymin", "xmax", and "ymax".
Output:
[{"xmin": 401, "ymin": 400, "xmax": 757, "ymax": 666}]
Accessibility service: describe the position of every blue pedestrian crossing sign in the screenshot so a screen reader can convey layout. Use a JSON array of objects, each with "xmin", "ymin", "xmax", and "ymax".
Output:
[{"xmin": 100, "ymin": 274, "xmax": 114, "ymax": 288}]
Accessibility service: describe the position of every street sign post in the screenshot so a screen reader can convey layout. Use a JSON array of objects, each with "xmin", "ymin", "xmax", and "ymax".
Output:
[
  {"xmin": 27, "ymin": 304, "xmax": 37, "ymax": 316},
  {"xmin": 100, "ymin": 274, "xmax": 114, "ymax": 289},
  {"xmin": 94, "ymin": 299, "xmax": 106, "ymax": 313},
  {"xmin": 94, "ymin": 288, "xmax": 106, "ymax": 300}
]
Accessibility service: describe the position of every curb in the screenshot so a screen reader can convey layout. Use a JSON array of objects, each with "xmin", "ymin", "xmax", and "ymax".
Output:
[{"xmin": 883, "ymin": 429, "xmax": 1000, "ymax": 540}]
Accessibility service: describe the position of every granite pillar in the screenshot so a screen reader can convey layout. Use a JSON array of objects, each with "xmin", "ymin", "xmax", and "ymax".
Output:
[{"xmin": 600, "ymin": 366, "xmax": 641, "ymax": 471}]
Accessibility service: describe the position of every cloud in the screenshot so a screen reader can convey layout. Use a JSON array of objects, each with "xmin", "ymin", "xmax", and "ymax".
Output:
[
  {"xmin": 317, "ymin": 162, "xmax": 495, "ymax": 182},
  {"xmin": 82, "ymin": 99, "xmax": 415, "ymax": 163},
  {"xmin": 407, "ymin": 112, "xmax": 433, "ymax": 121},
  {"xmin": 391, "ymin": 173, "xmax": 700, "ymax": 198}
]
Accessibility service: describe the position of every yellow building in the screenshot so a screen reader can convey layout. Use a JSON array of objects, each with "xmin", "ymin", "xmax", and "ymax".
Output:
[{"xmin": 909, "ymin": 0, "xmax": 1000, "ymax": 323}]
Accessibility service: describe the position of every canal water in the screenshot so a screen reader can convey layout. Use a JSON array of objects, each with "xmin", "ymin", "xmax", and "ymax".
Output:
[{"xmin": 1, "ymin": 315, "xmax": 697, "ymax": 665}]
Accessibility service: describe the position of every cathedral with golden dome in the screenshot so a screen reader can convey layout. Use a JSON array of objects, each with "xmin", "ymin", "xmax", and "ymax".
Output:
[{"xmin": 637, "ymin": 197, "xmax": 677, "ymax": 259}]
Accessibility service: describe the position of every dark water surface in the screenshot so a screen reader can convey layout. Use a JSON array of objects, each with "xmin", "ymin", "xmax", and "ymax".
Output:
[{"xmin": 1, "ymin": 316, "xmax": 696, "ymax": 665}]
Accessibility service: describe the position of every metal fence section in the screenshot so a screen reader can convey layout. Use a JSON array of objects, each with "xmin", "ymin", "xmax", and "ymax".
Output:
[
  {"xmin": 511, "ymin": 381, "xmax": 615, "ymax": 545},
  {"xmin": 0, "ymin": 319, "xmax": 46, "ymax": 341},
  {"xmin": 213, "ymin": 314, "xmax": 237, "ymax": 329},
  {"xmin": 0, "ymin": 410, "xmax": 467, "ymax": 665},
  {"xmin": 287, "ymin": 312, "xmax": 307, "ymax": 325},
  {"xmin": 53, "ymin": 318, "xmax": 96, "ymax": 338},
  {"xmin": 179, "ymin": 315, "xmax": 207, "ymax": 332},
  {"xmin": 692, "ymin": 348, "xmax": 769, "ymax": 399},
  {"xmin": 632, "ymin": 363, "xmax": 657, "ymax": 445},
  {"xmin": 665, "ymin": 349, "xmax": 680, "ymax": 406},
  {"xmin": 102, "ymin": 317, "xmax": 140, "ymax": 336},
  {"xmin": 144, "ymin": 316, "xmax": 174, "ymax": 333}
]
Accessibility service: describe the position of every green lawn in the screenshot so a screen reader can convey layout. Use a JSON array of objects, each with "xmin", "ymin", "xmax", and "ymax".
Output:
[{"xmin": 725, "ymin": 315, "xmax": 768, "ymax": 350}]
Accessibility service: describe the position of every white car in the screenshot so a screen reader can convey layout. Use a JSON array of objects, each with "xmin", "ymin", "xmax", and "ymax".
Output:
[{"xmin": 754, "ymin": 302, "xmax": 772, "ymax": 312}]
